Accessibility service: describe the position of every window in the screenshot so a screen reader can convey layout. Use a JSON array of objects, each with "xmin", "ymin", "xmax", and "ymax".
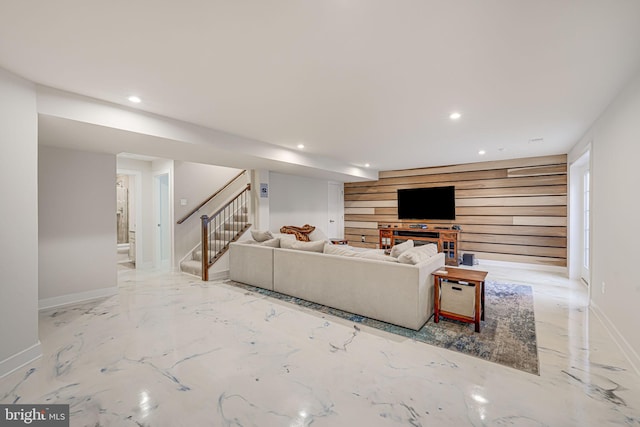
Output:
[{"xmin": 583, "ymin": 171, "xmax": 590, "ymax": 269}]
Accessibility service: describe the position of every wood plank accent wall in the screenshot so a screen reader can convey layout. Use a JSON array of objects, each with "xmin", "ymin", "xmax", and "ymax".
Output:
[{"xmin": 344, "ymin": 155, "xmax": 568, "ymax": 266}]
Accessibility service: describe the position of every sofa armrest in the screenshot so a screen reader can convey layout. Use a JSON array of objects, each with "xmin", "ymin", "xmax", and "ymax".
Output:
[
  {"xmin": 229, "ymin": 243, "xmax": 274, "ymax": 290},
  {"xmin": 415, "ymin": 252, "xmax": 446, "ymax": 319}
]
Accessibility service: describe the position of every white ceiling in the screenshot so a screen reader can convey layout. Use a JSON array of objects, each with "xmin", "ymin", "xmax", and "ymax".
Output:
[{"xmin": 2, "ymin": 1, "xmax": 640, "ymax": 175}]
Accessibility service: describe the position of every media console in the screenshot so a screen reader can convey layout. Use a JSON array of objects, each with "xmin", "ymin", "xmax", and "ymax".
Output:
[{"xmin": 379, "ymin": 227, "xmax": 459, "ymax": 266}]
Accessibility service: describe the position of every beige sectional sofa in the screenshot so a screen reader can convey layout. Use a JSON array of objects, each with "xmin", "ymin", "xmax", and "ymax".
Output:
[{"xmin": 229, "ymin": 241, "xmax": 445, "ymax": 330}]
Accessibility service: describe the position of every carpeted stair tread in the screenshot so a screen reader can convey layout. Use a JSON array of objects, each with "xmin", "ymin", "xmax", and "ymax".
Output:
[
  {"xmin": 224, "ymin": 221, "xmax": 249, "ymax": 231},
  {"xmin": 215, "ymin": 230, "xmax": 243, "ymax": 240},
  {"xmin": 180, "ymin": 260, "xmax": 202, "ymax": 276},
  {"xmin": 192, "ymin": 248, "xmax": 225, "ymax": 262}
]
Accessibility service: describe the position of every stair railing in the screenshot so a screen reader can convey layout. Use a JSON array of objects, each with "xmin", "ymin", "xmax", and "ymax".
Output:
[
  {"xmin": 177, "ymin": 170, "xmax": 247, "ymax": 225},
  {"xmin": 200, "ymin": 184, "xmax": 251, "ymax": 280}
]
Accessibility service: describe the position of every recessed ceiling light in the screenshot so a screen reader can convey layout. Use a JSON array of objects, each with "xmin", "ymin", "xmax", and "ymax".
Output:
[
  {"xmin": 297, "ymin": 144, "xmax": 305, "ymax": 149},
  {"xmin": 449, "ymin": 112, "xmax": 462, "ymax": 120},
  {"xmin": 478, "ymin": 150, "xmax": 486, "ymax": 155},
  {"xmin": 364, "ymin": 163, "xmax": 370, "ymax": 168},
  {"xmin": 128, "ymin": 95, "xmax": 141, "ymax": 103}
]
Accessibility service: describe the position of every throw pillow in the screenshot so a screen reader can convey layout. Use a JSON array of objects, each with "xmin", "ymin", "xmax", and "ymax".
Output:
[
  {"xmin": 418, "ymin": 243, "xmax": 438, "ymax": 258},
  {"xmin": 390, "ymin": 239, "xmax": 414, "ymax": 258},
  {"xmin": 279, "ymin": 224, "xmax": 315, "ymax": 241},
  {"xmin": 258, "ymin": 238, "xmax": 280, "ymax": 248},
  {"xmin": 397, "ymin": 244, "xmax": 438, "ymax": 265},
  {"xmin": 251, "ymin": 230, "xmax": 274, "ymax": 242},
  {"xmin": 309, "ymin": 228, "xmax": 328, "ymax": 242},
  {"xmin": 273, "ymin": 233, "xmax": 296, "ymax": 242},
  {"xmin": 281, "ymin": 239, "xmax": 325, "ymax": 253},
  {"xmin": 354, "ymin": 251, "xmax": 399, "ymax": 263},
  {"xmin": 323, "ymin": 243, "xmax": 356, "ymax": 257}
]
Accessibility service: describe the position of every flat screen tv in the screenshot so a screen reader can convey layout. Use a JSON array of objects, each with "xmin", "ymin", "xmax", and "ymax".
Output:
[{"xmin": 397, "ymin": 186, "xmax": 456, "ymax": 220}]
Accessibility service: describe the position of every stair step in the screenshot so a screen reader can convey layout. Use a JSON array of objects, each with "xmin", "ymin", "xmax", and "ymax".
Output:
[
  {"xmin": 211, "ymin": 238, "xmax": 229, "ymax": 246},
  {"xmin": 192, "ymin": 247, "xmax": 224, "ymax": 262},
  {"xmin": 180, "ymin": 260, "xmax": 202, "ymax": 277},
  {"xmin": 215, "ymin": 229, "xmax": 242, "ymax": 240},
  {"xmin": 224, "ymin": 221, "xmax": 248, "ymax": 231},
  {"xmin": 234, "ymin": 214, "xmax": 249, "ymax": 222}
]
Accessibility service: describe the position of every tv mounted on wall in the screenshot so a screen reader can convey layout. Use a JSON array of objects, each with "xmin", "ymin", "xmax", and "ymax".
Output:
[{"xmin": 397, "ymin": 186, "xmax": 456, "ymax": 220}]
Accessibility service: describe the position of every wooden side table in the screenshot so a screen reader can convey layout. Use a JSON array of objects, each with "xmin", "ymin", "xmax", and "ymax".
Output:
[{"xmin": 433, "ymin": 267, "xmax": 488, "ymax": 332}]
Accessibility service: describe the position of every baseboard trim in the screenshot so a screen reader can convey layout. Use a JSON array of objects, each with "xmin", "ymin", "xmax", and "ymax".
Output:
[
  {"xmin": 591, "ymin": 301, "xmax": 640, "ymax": 377},
  {"xmin": 208, "ymin": 270, "xmax": 230, "ymax": 281},
  {"xmin": 476, "ymin": 258, "xmax": 567, "ymax": 275},
  {"xmin": 39, "ymin": 287, "xmax": 118, "ymax": 311},
  {"xmin": 0, "ymin": 342, "xmax": 42, "ymax": 379}
]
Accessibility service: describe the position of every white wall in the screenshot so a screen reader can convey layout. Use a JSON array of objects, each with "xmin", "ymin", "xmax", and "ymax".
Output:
[
  {"xmin": 0, "ymin": 68, "xmax": 41, "ymax": 376},
  {"xmin": 173, "ymin": 162, "xmax": 243, "ymax": 265},
  {"xmin": 570, "ymin": 70, "xmax": 640, "ymax": 373},
  {"xmin": 38, "ymin": 146, "xmax": 117, "ymax": 303},
  {"xmin": 269, "ymin": 172, "xmax": 330, "ymax": 237},
  {"xmin": 251, "ymin": 170, "xmax": 270, "ymax": 230}
]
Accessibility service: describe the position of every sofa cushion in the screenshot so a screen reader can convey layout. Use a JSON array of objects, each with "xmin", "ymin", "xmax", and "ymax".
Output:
[
  {"xmin": 251, "ymin": 230, "xmax": 274, "ymax": 242},
  {"xmin": 398, "ymin": 243, "xmax": 438, "ymax": 265},
  {"xmin": 390, "ymin": 239, "xmax": 414, "ymax": 258},
  {"xmin": 240, "ymin": 238, "xmax": 280, "ymax": 247},
  {"xmin": 281, "ymin": 239, "xmax": 325, "ymax": 253}
]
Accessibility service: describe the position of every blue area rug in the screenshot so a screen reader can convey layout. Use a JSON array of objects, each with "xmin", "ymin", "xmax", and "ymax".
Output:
[{"xmin": 225, "ymin": 280, "xmax": 539, "ymax": 375}]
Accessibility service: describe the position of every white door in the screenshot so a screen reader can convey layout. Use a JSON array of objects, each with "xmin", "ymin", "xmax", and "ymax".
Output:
[
  {"xmin": 328, "ymin": 183, "xmax": 343, "ymax": 239},
  {"xmin": 154, "ymin": 172, "xmax": 171, "ymax": 268}
]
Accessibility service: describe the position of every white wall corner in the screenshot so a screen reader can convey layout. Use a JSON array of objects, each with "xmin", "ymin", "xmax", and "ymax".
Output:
[
  {"xmin": 590, "ymin": 301, "xmax": 640, "ymax": 377},
  {"xmin": 251, "ymin": 169, "xmax": 270, "ymax": 230},
  {"xmin": 38, "ymin": 287, "xmax": 118, "ymax": 311},
  {"xmin": 0, "ymin": 342, "xmax": 42, "ymax": 379}
]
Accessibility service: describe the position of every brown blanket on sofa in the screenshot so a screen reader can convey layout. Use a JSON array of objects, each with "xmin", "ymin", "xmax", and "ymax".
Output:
[{"xmin": 280, "ymin": 224, "xmax": 316, "ymax": 242}]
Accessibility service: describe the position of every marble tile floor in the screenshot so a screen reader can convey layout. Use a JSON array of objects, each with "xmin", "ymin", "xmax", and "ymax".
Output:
[{"xmin": 1, "ymin": 265, "xmax": 639, "ymax": 426}]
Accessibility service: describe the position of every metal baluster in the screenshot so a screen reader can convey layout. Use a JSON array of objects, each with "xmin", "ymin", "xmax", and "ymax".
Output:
[
  {"xmin": 224, "ymin": 205, "xmax": 228, "ymax": 250},
  {"xmin": 200, "ymin": 215, "xmax": 209, "ymax": 281},
  {"xmin": 211, "ymin": 218, "xmax": 214, "ymax": 263},
  {"xmin": 215, "ymin": 213, "xmax": 219, "ymax": 259}
]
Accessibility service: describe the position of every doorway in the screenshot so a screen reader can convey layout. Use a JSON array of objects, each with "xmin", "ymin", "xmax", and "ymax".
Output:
[
  {"xmin": 116, "ymin": 170, "xmax": 142, "ymax": 270},
  {"xmin": 327, "ymin": 182, "xmax": 344, "ymax": 239}
]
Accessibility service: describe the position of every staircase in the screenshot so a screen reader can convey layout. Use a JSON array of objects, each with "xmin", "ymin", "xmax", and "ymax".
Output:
[{"xmin": 179, "ymin": 186, "xmax": 251, "ymax": 280}]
